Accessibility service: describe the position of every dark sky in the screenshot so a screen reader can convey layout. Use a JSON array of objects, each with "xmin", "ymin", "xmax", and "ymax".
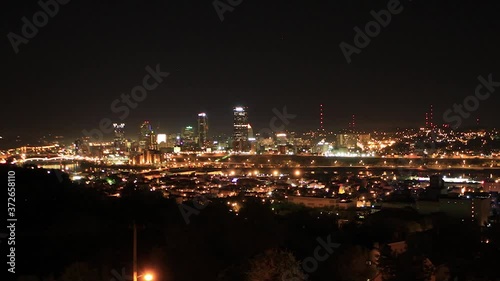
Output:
[{"xmin": 1, "ymin": 0, "xmax": 499, "ymax": 140}]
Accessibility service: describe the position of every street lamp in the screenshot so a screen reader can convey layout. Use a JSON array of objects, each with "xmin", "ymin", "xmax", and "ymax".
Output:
[
  {"xmin": 132, "ymin": 222, "xmax": 155, "ymax": 281},
  {"xmin": 136, "ymin": 273, "xmax": 154, "ymax": 281},
  {"xmin": 133, "ymin": 221, "xmax": 137, "ymax": 281}
]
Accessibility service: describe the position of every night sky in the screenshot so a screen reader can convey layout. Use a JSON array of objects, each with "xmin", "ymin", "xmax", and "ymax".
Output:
[{"xmin": 2, "ymin": 0, "xmax": 499, "ymax": 141}]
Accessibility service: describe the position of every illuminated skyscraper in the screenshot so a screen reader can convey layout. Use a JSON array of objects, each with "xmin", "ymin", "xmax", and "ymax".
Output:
[
  {"xmin": 139, "ymin": 121, "xmax": 157, "ymax": 150},
  {"xmin": 247, "ymin": 124, "xmax": 254, "ymax": 140},
  {"xmin": 179, "ymin": 126, "xmax": 195, "ymax": 149},
  {"xmin": 197, "ymin": 113, "xmax": 208, "ymax": 148},
  {"xmin": 182, "ymin": 126, "xmax": 195, "ymax": 142},
  {"xmin": 113, "ymin": 123, "xmax": 125, "ymax": 139},
  {"xmin": 113, "ymin": 123, "xmax": 125, "ymax": 151},
  {"xmin": 233, "ymin": 106, "xmax": 249, "ymax": 151},
  {"xmin": 140, "ymin": 121, "xmax": 152, "ymax": 139}
]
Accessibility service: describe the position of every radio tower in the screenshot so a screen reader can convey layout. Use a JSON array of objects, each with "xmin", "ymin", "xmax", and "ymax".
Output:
[
  {"xmin": 351, "ymin": 114, "xmax": 356, "ymax": 133},
  {"xmin": 429, "ymin": 104, "xmax": 434, "ymax": 128},
  {"xmin": 319, "ymin": 104, "xmax": 324, "ymax": 132},
  {"xmin": 425, "ymin": 112, "xmax": 429, "ymax": 128}
]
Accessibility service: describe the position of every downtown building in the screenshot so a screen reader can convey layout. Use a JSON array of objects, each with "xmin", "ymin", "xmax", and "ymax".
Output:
[
  {"xmin": 233, "ymin": 106, "xmax": 250, "ymax": 152},
  {"xmin": 112, "ymin": 123, "xmax": 126, "ymax": 152},
  {"xmin": 139, "ymin": 121, "xmax": 157, "ymax": 151},
  {"xmin": 181, "ymin": 126, "xmax": 196, "ymax": 150},
  {"xmin": 198, "ymin": 112, "xmax": 209, "ymax": 149}
]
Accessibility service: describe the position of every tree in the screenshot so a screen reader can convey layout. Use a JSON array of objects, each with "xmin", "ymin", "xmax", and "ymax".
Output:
[
  {"xmin": 59, "ymin": 262, "xmax": 100, "ymax": 281},
  {"xmin": 333, "ymin": 245, "xmax": 379, "ymax": 281},
  {"xmin": 246, "ymin": 249, "xmax": 306, "ymax": 281}
]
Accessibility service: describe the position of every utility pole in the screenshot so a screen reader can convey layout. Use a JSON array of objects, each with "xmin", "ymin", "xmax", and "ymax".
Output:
[{"xmin": 133, "ymin": 220, "xmax": 138, "ymax": 281}]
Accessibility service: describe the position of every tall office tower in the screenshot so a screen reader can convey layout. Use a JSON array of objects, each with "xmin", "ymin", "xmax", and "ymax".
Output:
[
  {"xmin": 181, "ymin": 126, "xmax": 195, "ymax": 151},
  {"xmin": 247, "ymin": 124, "xmax": 254, "ymax": 140},
  {"xmin": 113, "ymin": 123, "xmax": 125, "ymax": 139},
  {"xmin": 112, "ymin": 123, "xmax": 126, "ymax": 151},
  {"xmin": 197, "ymin": 113, "xmax": 208, "ymax": 147},
  {"xmin": 182, "ymin": 126, "xmax": 195, "ymax": 142},
  {"xmin": 149, "ymin": 131, "xmax": 158, "ymax": 150},
  {"xmin": 139, "ymin": 121, "xmax": 155, "ymax": 150},
  {"xmin": 233, "ymin": 106, "xmax": 249, "ymax": 151}
]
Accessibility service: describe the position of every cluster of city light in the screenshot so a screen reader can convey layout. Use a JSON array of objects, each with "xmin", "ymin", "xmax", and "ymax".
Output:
[
  {"xmin": 227, "ymin": 201, "xmax": 241, "ymax": 213},
  {"xmin": 324, "ymin": 152, "xmax": 375, "ymax": 157},
  {"xmin": 410, "ymin": 176, "xmax": 482, "ymax": 184},
  {"xmin": 367, "ymin": 140, "xmax": 396, "ymax": 150}
]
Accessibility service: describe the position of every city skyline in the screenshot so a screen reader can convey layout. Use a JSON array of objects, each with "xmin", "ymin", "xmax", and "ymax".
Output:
[
  {"xmin": 0, "ymin": 93, "xmax": 498, "ymax": 139},
  {"xmin": 0, "ymin": 107, "xmax": 497, "ymax": 150}
]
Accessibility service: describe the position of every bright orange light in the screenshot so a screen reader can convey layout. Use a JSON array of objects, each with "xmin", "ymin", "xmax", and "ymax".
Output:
[{"xmin": 144, "ymin": 273, "xmax": 154, "ymax": 281}]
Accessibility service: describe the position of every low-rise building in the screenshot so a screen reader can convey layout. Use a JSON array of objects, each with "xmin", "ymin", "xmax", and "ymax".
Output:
[{"xmin": 287, "ymin": 196, "xmax": 356, "ymax": 209}]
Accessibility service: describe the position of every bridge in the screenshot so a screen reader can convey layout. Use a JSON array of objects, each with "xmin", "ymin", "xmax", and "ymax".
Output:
[{"xmin": 21, "ymin": 156, "xmax": 99, "ymax": 163}]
